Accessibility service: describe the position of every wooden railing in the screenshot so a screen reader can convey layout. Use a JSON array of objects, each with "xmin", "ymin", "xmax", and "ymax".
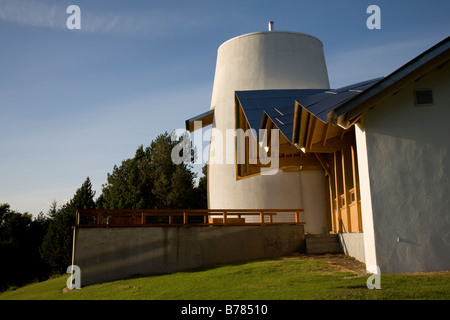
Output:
[{"xmin": 75, "ymin": 209, "xmax": 305, "ymax": 227}]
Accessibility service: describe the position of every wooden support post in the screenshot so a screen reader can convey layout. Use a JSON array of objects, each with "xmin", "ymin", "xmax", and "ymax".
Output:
[
  {"xmin": 341, "ymin": 148, "xmax": 351, "ymax": 232},
  {"xmin": 351, "ymin": 145, "xmax": 362, "ymax": 231},
  {"xmin": 306, "ymin": 117, "xmax": 317, "ymax": 152},
  {"xmin": 183, "ymin": 212, "xmax": 187, "ymax": 225},
  {"xmin": 260, "ymin": 212, "xmax": 264, "ymax": 225},
  {"xmin": 333, "ymin": 152, "xmax": 341, "ymax": 232},
  {"xmin": 223, "ymin": 211, "xmax": 227, "ymax": 224},
  {"xmin": 327, "ymin": 174, "xmax": 334, "ymax": 232},
  {"xmin": 322, "ymin": 124, "xmax": 330, "ymax": 147},
  {"xmin": 295, "ymin": 211, "xmax": 300, "ymax": 224},
  {"xmin": 169, "ymin": 215, "xmax": 173, "ymax": 225},
  {"xmin": 245, "ymin": 136, "xmax": 249, "ymax": 174}
]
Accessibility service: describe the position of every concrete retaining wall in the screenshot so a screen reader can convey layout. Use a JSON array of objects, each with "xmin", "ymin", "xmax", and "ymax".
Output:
[{"xmin": 73, "ymin": 225, "xmax": 305, "ymax": 286}]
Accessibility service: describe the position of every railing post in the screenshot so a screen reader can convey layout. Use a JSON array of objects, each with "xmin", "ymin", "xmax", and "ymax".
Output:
[
  {"xmin": 183, "ymin": 212, "xmax": 187, "ymax": 225},
  {"xmin": 169, "ymin": 214, "xmax": 173, "ymax": 225},
  {"xmin": 223, "ymin": 211, "xmax": 227, "ymax": 224},
  {"xmin": 260, "ymin": 211, "xmax": 265, "ymax": 225},
  {"xmin": 295, "ymin": 211, "xmax": 300, "ymax": 224}
]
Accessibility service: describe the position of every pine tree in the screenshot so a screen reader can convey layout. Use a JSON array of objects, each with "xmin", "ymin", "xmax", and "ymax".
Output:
[
  {"xmin": 100, "ymin": 132, "xmax": 203, "ymax": 210},
  {"xmin": 40, "ymin": 177, "xmax": 96, "ymax": 273}
]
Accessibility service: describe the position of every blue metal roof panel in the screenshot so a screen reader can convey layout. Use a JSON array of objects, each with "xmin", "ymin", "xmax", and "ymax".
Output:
[
  {"xmin": 235, "ymin": 79, "xmax": 383, "ymax": 143},
  {"xmin": 295, "ymin": 77, "xmax": 384, "ymax": 122},
  {"xmin": 306, "ymin": 91, "xmax": 360, "ymax": 122},
  {"xmin": 235, "ymin": 89, "xmax": 327, "ymax": 140},
  {"xmin": 332, "ymin": 77, "xmax": 384, "ymax": 93}
]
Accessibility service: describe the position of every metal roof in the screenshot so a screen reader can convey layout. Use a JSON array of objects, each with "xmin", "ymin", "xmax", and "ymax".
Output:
[
  {"xmin": 234, "ymin": 79, "xmax": 383, "ymax": 143},
  {"xmin": 235, "ymin": 89, "xmax": 326, "ymax": 142},
  {"xmin": 295, "ymin": 77, "xmax": 384, "ymax": 123}
]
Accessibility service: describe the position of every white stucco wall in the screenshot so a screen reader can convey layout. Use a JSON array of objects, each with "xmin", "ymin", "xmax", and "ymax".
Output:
[
  {"xmin": 354, "ymin": 122, "xmax": 378, "ymax": 272},
  {"xmin": 208, "ymin": 31, "xmax": 330, "ymax": 233},
  {"xmin": 361, "ymin": 63, "xmax": 450, "ymax": 273}
]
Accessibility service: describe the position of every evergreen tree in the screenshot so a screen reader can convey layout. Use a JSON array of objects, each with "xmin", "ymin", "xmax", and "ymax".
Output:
[
  {"xmin": 196, "ymin": 164, "xmax": 208, "ymax": 209},
  {"xmin": 100, "ymin": 132, "xmax": 204, "ymax": 210},
  {"xmin": 150, "ymin": 132, "xmax": 182, "ymax": 208},
  {"xmin": 48, "ymin": 200, "xmax": 58, "ymax": 219},
  {"xmin": 40, "ymin": 177, "xmax": 96, "ymax": 273},
  {"xmin": 0, "ymin": 204, "xmax": 51, "ymax": 291}
]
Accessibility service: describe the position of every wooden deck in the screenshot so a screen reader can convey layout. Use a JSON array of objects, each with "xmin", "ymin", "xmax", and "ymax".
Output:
[{"xmin": 75, "ymin": 209, "xmax": 305, "ymax": 227}]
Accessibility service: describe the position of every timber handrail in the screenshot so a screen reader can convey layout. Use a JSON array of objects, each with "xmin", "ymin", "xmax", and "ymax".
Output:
[{"xmin": 75, "ymin": 209, "xmax": 305, "ymax": 227}]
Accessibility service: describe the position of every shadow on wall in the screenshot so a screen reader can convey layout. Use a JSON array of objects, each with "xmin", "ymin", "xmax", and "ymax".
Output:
[{"xmin": 73, "ymin": 225, "xmax": 305, "ymax": 286}]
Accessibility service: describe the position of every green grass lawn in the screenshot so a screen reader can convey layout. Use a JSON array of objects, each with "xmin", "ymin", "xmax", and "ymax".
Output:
[{"xmin": 1, "ymin": 255, "xmax": 449, "ymax": 300}]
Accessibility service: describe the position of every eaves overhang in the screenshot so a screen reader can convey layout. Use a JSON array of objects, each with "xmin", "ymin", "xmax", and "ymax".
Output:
[{"xmin": 185, "ymin": 109, "xmax": 215, "ymax": 132}]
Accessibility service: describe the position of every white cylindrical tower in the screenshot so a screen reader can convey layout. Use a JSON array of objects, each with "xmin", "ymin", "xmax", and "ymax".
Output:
[{"xmin": 208, "ymin": 30, "xmax": 330, "ymax": 233}]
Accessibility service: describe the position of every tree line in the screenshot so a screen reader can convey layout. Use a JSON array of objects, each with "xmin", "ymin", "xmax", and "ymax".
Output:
[{"xmin": 0, "ymin": 132, "xmax": 207, "ymax": 291}]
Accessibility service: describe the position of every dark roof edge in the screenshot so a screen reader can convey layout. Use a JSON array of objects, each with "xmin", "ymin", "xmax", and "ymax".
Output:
[{"xmin": 185, "ymin": 109, "xmax": 215, "ymax": 132}]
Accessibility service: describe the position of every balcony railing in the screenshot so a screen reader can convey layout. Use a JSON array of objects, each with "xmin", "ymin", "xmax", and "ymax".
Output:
[{"xmin": 75, "ymin": 209, "xmax": 305, "ymax": 227}]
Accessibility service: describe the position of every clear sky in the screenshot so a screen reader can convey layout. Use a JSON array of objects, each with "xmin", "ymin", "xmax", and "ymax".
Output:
[{"xmin": 1, "ymin": 0, "xmax": 449, "ymax": 215}]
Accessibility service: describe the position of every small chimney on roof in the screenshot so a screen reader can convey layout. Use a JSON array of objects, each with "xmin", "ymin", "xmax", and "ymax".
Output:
[{"xmin": 268, "ymin": 21, "xmax": 274, "ymax": 31}]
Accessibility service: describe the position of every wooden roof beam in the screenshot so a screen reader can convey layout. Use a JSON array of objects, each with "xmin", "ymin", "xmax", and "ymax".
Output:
[{"xmin": 307, "ymin": 132, "xmax": 355, "ymax": 153}]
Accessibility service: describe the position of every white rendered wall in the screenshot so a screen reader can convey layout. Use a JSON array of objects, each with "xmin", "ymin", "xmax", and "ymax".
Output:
[
  {"xmin": 354, "ymin": 121, "xmax": 378, "ymax": 273},
  {"xmin": 299, "ymin": 170, "xmax": 327, "ymax": 234},
  {"xmin": 208, "ymin": 31, "xmax": 330, "ymax": 233},
  {"xmin": 361, "ymin": 63, "xmax": 450, "ymax": 273}
]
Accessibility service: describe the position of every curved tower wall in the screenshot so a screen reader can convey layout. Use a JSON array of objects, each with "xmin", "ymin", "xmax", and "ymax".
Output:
[{"xmin": 208, "ymin": 31, "xmax": 330, "ymax": 233}]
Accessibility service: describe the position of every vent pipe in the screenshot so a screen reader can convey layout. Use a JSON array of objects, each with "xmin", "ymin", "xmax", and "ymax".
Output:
[{"xmin": 268, "ymin": 21, "xmax": 274, "ymax": 31}]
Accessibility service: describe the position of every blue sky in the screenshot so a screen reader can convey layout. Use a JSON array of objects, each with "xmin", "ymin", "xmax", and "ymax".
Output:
[{"xmin": 1, "ymin": 0, "xmax": 449, "ymax": 215}]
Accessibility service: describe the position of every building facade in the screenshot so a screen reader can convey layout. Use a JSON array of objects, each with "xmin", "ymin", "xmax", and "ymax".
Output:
[{"xmin": 186, "ymin": 29, "xmax": 450, "ymax": 273}]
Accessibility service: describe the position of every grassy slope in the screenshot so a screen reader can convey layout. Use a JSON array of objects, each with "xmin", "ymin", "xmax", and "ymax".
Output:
[{"xmin": 1, "ymin": 256, "xmax": 449, "ymax": 300}]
